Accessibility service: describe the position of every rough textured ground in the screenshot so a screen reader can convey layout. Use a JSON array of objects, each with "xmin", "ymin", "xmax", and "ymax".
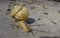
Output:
[{"xmin": 0, "ymin": 0, "xmax": 60, "ymax": 38}]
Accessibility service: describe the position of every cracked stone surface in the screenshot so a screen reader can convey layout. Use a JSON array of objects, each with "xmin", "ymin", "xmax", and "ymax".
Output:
[{"xmin": 0, "ymin": 0, "xmax": 60, "ymax": 38}]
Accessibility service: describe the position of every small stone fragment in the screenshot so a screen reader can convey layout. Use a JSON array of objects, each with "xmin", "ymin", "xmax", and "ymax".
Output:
[
  {"xmin": 6, "ymin": 9, "xmax": 11, "ymax": 11},
  {"xmin": 37, "ymin": 18, "xmax": 41, "ymax": 20},
  {"xmin": 51, "ymin": 21, "xmax": 57, "ymax": 25}
]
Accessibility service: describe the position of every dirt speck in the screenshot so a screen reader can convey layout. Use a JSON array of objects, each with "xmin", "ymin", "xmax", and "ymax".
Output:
[
  {"xmin": 5, "ymin": 9, "xmax": 11, "ymax": 15},
  {"xmin": 30, "ymin": 6, "xmax": 36, "ymax": 9},
  {"xmin": 54, "ymin": 2, "xmax": 58, "ymax": 5},
  {"xmin": 0, "ymin": 9, "xmax": 1, "ymax": 11},
  {"xmin": 9, "ymin": 23, "xmax": 16, "ymax": 29},
  {"xmin": 17, "ymin": 25, "xmax": 20, "ymax": 29},
  {"xmin": 10, "ymin": 0, "xmax": 16, "ymax": 2},
  {"xmin": 58, "ymin": 10, "xmax": 60, "ymax": 13},
  {"xmin": 44, "ymin": 12, "xmax": 48, "ymax": 15},
  {"xmin": 5, "ymin": 12, "xmax": 11, "ymax": 15},
  {"xmin": 4, "ymin": 18, "xmax": 7, "ymax": 20},
  {"xmin": 42, "ymin": 4, "xmax": 45, "ymax": 8}
]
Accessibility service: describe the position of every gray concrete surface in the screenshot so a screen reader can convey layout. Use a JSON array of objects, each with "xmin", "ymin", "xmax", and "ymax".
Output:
[{"xmin": 0, "ymin": 0, "xmax": 60, "ymax": 38}]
